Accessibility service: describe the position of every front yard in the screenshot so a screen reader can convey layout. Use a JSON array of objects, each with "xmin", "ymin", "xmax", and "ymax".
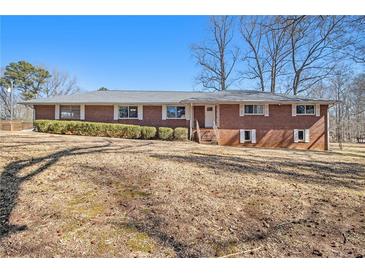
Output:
[{"xmin": 0, "ymin": 131, "xmax": 364, "ymax": 257}]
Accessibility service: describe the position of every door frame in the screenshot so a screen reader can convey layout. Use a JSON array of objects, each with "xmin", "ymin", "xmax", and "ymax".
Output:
[{"xmin": 204, "ymin": 105, "xmax": 215, "ymax": 128}]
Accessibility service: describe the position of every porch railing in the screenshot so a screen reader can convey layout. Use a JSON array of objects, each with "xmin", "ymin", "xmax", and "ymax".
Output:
[
  {"xmin": 213, "ymin": 120, "xmax": 220, "ymax": 145},
  {"xmin": 195, "ymin": 120, "xmax": 202, "ymax": 143}
]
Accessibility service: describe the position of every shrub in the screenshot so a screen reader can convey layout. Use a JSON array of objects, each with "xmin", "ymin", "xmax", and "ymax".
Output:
[
  {"xmin": 34, "ymin": 120, "xmax": 50, "ymax": 132},
  {"xmin": 141, "ymin": 126, "xmax": 157, "ymax": 139},
  {"xmin": 174, "ymin": 127, "xmax": 188, "ymax": 141},
  {"xmin": 158, "ymin": 127, "xmax": 174, "ymax": 140},
  {"xmin": 34, "ymin": 120, "xmax": 190, "ymax": 142},
  {"xmin": 34, "ymin": 120, "xmax": 142, "ymax": 139}
]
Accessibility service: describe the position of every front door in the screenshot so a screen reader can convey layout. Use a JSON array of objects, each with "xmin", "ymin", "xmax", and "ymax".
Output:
[{"xmin": 204, "ymin": 105, "xmax": 215, "ymax": 128}]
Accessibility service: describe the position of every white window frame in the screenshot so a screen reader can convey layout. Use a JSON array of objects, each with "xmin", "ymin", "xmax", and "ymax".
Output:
[
  {"xmin": 295, "ymin": 104, "xmax": 316, "ymax": 116},
  {"xmin": 240, "ymin": 129, "xmax": 257, "ymax": 144},
  {"xmin": 118, "ymin": 105, "xmax": 139, "ymax": 119},
  {"xmin": 166, "ymin": 105, "xmax": 186, "ymax": 119},
  {"xmin": 59, "ymin": 105, "xmax": 81, "ymax": 120},
  {"xmin": 240, "ymin": 104, "xmax": 269, "ymax": 116},
  {"xmin": 294, "ymin": 129, "xmax": 310, "ymax": 143},
  {"xmin": 243, "ymin": 104, "xmax": 264, "ymax": 115}
]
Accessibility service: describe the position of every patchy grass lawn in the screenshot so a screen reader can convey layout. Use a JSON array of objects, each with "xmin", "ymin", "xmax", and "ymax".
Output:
[{"xmin": 0, "ymin": 131, "xmax": 364, "ymax": 258}]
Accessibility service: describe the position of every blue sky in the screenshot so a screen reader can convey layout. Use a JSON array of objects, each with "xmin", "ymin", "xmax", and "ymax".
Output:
[{"xmin": 0, "ymin": 16, "xmax": 215, "ymax": 91}]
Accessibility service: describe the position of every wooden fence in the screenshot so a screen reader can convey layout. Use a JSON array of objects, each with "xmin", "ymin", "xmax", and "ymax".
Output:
[{"xmin": 0, "ymin": 121, "xmax": 33, "ymax": 131}]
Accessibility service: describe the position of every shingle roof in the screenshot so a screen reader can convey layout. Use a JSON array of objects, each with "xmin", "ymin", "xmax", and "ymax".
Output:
[{"xmin": 22, "ymin": 90, "xmax": 335, "ymax": 105}]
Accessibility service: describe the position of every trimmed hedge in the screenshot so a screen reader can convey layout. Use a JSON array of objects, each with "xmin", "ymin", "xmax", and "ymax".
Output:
[
  {"xmin": 158, "ymin": 127, "xmax": 174, "ymax": 140},
  {"xmin": 141, "ymin": 126, "xmax": 157, "ymax": 139},
  {"xmin": 174, "ymin": 127, "xmax": 188, "ymax": 141},
  {"xmin": 34, "ymin": 120, "xmax": 189, "ymax": 142},
  {"xmin": 34, "ymin": 120, "xmax": 141, "ymax": 139}
]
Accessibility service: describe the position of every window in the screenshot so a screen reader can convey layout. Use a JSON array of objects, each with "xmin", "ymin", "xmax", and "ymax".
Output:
[
  {"xmin": 240, "ymin": 129, "xmax": 257, "ymax": 144},
  {"xmin": 167, "ymin": 106, "xmax": 185, "ymax": 119},
  {"xmin": 244, "ymin": 130, "xmax": 251, "ymax": 141},
  {"xmin": 244, "ymin": 104, "xmax": 264, "ymax": 115},
  {"xmin": 60, "ymin": 105, "xmax": 80, "ymax": 120},
  {"xmin": 119, "ymin": 106, "xmax": 138, "ymax": 119},
  {"xmin": 294, "ymin": 129, "xmax": 309, "ymax": 143},
  {"xmin": 296, "ymin": 104, "xmax": 315, "ymax": 115}
]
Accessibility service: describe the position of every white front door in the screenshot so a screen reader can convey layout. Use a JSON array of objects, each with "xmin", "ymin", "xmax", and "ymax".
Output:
[{"xmin": 205, "ymin": 105, "xmax": 215, "ymax": 128}]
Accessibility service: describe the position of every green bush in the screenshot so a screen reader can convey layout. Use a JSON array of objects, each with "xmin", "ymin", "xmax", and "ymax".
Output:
[
  {"xmin": 34, "ymin": 120, "xmax": 142, "ymax": 139},
  {"xmin": 34, "ymin": 120, "xmax": 50, "ymax": 132},
  {"xmin": 158, "ymin": 127, "xmax": 174, "ymax": 140},
  {"xmin": 34, "ymin": 120, "xmax": 189, "ymax": 142},
  {"xmin": 141, "ymin": 126, "xmax": 157, "ymax": 139},
  {"xmin": 174, "ymin": 127, "xmax": 188, "ymax": 141}
]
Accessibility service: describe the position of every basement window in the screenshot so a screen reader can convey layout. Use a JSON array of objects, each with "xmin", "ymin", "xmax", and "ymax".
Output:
[
  {"xmin": 240, "ymin": 129, "xmax": 257, "ymax": 144},
  {"xmin": 294, "ymin": 129, "xmax": 310, "ymax": 143},
  {"xmin": 60, "ymin": 105, "xmax": 80, "ymax": 120},
  {"xmin": 298, "ymin": 130, "xmax": 305, "ymax": 142},
  {"xmin": 244, "ymin": 130, "xmax": 251, "ymax": 141},
  {"xmin": 119, "ymin": 106, "xmax": 138, "ymax": 119}
]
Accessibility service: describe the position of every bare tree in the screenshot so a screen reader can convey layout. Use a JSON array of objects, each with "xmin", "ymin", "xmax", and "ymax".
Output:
[
  {"xmin": 41, "ymin": 69, "xmax": 80, "ymax": 98},
  {"xmin": 239, "ymin": 16, "xmax": 267, "ymax": 91},
  {"xmin": 192, "ymin": 16, "xmax": 239, "ymax": 91},
  {"xmin": 330, "ymin": 67, "xmax": 352, "ymax": 149},
  {"xmin": 287, "ymin": 16, "xmax": 349, "ymax": 95},
  {"xmin": 349, "ymin": 74, "xmax": 365, "ymax": 137},
  {"xmin": 240, "ymin": 16, "xmax": 293, "ymax": 93}
]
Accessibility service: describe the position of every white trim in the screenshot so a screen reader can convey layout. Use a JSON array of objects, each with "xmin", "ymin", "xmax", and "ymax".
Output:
[
  {"xmin": 162, "ymin": 105, "xmax": 167, "ymax": 120},
  {"xmin": 239, "ymin": 104, "xmax": 245, "ymax": 116},
  {"xmin": 264, "ymin": 104, "xmax": 269, "ymax": 116},
  {"xmin": 240, "ymin": 129, "xmax": 246, "ymax": 143},
  {"xmin": 305, "ymin": 129, "xmax": 310, "ymax": 143},
  {"xmin": 165, "ymin": 105, "xmax": 187, "ymax": 120},
  {"xmin": 240, "ymin": 129, "xmax": 256, "ymax": 143},
  {"xmin": 293, "ymin": 129, "xmax": 299, "ymax": 142},
  {"xmin": 294, "ymin": 129, "xmax": 309, "ymax": 143},
  {"xmin": 138, "ymin": 104, "xmax": 143, "ymax": 120},
  {"xmin": 55, "ymin": 104, "xmax": 60, "ymax": 120},
  {"xmin": 113, "ymin": 105, "xmax": 118, "ymax": 120},
  {"xmin": 292, "ymin": 104, "xmax": 297, "ymax": 117},
  {"xmin": 185, "ymin": 104, "xmax": 191, "ymax": 120},
  {"xmin": 241, "ymin": 104, "xmax": 265, "ymax": 116},
  {"xmin": 118, "ymin": 105, "xmax": 139, "ymax": 119},
  {"xmin": 80, "ymin": 104, "xmax": 85, "ymax": 120},
  {"xmin": 315, "ymin": 104, "xmax": 320, "ymax": 116},
  {"xmin": 295, "ymin": 104, "xmax": 316, "ymax": 116},
  {"xmin": 204, "ymin": 105, "xmax": 215, "ymax": 128},
  {"xmin": 251, "ymin": 129, "xmax": 257, "ymax": 144}
]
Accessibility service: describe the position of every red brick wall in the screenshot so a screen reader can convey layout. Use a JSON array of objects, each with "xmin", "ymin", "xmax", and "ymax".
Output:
[
  {"xmin": 34, "ymin": 105, "xmax": 55, "ymax": 120},
  {"xmin": 193, "ymin": 106, "xmax": 205, "ymax": 128},
  {"xmin": 85, "ymin": 105, "xmax": 188, "ymax": 128},
  {"xmin": 85, "ymin": 105, "xmax": 114, "ymax": 122},
  {"xmin": 218, "ymin": 104, "xmax": 328, "ymax": 150}
]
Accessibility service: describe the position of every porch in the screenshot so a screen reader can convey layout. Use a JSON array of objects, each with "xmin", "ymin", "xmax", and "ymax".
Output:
[{"xmin": 189, "ymin": 104, "xmax": 220, "ymax": 144}]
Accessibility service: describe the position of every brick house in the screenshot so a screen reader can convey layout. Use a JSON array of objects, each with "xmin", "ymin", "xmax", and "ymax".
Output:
[{"xmin": 23, "ymin": 90, "xmax": 334, "ymax": 150}]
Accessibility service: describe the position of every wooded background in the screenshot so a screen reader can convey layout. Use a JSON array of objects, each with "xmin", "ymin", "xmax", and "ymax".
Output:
[{"xmin": 1, "ymin": 16, "xmax": 364, "ymax": 145}]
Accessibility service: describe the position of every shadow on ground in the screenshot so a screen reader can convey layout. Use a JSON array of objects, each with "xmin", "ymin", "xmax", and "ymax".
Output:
[{"xmin": 0, "ymin": 140, "xmax": 153, "ymax": 239}]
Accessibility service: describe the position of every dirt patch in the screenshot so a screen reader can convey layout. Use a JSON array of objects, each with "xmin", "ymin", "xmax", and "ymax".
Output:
[{"xmin": 0, "ymin": 131, "xmax": 364, "ymax": 257}]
